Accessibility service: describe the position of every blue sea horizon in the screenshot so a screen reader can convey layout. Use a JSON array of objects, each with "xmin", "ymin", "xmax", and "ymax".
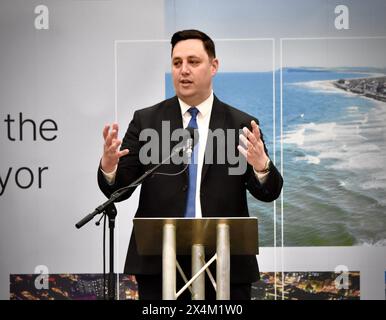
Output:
[{"xmin": 165, "ymin": 69, "xmax": 386, "ymax": 247}]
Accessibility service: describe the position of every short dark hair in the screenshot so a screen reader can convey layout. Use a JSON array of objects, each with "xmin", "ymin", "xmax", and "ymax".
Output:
[{"xmin": 171, "ymin": 29, "xmax": 216, "ymax": 59}]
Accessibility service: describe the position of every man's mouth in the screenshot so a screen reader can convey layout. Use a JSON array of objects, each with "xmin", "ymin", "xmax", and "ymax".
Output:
[{"xmin": 180, "ymin": 79, "xmax": 193, "ymax": 84}]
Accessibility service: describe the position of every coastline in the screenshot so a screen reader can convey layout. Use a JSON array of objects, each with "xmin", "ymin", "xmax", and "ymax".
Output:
[
  {"xmin": 332, "ymin": 75, "xmax": 386, "ymax": 103},
  {"xmin": 292, "ymin": 75, "xmax": 386, "ymax": 106}
]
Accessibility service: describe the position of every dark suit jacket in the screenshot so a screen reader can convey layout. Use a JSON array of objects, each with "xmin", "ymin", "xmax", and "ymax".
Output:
[{"xmin": 98, "ymin": 95, "xmax": 283, "ymax": 283}]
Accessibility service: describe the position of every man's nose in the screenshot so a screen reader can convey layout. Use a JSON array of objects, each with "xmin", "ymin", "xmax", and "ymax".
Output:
[{"xmin": 181, "ymin": 61, "xmax": 190, "ymax": 74}]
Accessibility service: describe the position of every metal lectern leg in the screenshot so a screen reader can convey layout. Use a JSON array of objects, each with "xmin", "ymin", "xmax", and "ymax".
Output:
[
  {"xmin": 216, "ymin": 222, "xmax": 230, "ymax": 300},
  {"xmin": 191, "ymin": 244, "xmax": 205, "ymax": 300},
  {"xmin": 162, "ymin": 222, "xmax": 176, "ymax": 300}
]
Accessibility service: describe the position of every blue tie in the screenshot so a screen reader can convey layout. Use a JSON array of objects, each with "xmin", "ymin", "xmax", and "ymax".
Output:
[{"xmin": 184, "ymin": 107, "xmax": 199, "ymax": 217}]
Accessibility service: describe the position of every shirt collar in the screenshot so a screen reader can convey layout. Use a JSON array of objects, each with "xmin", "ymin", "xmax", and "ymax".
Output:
[{"xmin": 178, "ymin": 91, "xmax": 214, "ymax": 118}]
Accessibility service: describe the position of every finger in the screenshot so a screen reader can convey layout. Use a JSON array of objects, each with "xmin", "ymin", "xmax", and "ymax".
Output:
[
  {"xmin": 237, "ymin": 145, "xmax": 248, "ymax": 159},
  {"xmin": 118, "ymin": 149, "xmax": 129, "ymax": 158},
  {"xmin": 246, "ymin": 129, "xmax": 259, "ymax": 146},
  {"xmin": 255, "ymin": 138, "xmax": 264, "ymax": 149},
  {"xmin": 103, "ymin": 124, "xmax": 110, "ymax": 141},
  {"xmin": 108, "ymin": 139, "xmax": 122, "ymax": 153},
  {"xmin": 239, "ymin": 134, "xmax": 248, "ymax": 148},
  {"xmin": 105, "ymin": 139, "xmax": 119, "ymax": 155},
  {"xmin": 105, "ymin": 129, "xmax": 118, "ymax": 147},
  {"xmin": 112, "ymin": 123, "xmax": 119, "ymax": 139},
  {"xmin": 251, "ymin": 120, "xmax": 261, "ymax": 140},
  {"xmin": 242, "ymin": 128, "xmax": 259, "ymax": 150},
  {"xmin": 111, "ymin": 128, "xmax": 118, "ymax": 141},
  {"xmin": 105, "ymin": 132, "xmax": 113, "ymax": 147},
  {"xmin": 242, "ymin": 126, "xmax": 252, "ymax": 138},
  {"xmin": 112, "ymin": 122, "xmax": 119, "ymax": 131},
  {"xmin": 243, "ymin": 126, "xmax": 258, "ymax": 144},
  {"xmin": 239, "ymin": 134, "xmax": 252, "ymax": 150}
]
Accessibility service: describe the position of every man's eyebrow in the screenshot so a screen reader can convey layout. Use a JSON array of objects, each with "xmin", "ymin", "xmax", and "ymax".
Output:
[
  {"xmin": 172, "ymin": 55, "xmax": 201, "ymax": 60},
  {"xmin": 188, "ymin": 56, "xmax": 201, "ymax": 60}
]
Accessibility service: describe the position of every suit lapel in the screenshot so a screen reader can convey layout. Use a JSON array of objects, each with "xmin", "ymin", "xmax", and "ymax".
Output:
[
  {"xmin": 163, "ymin": 97, "xmax": 188, "ymax": 181},
  {"xmin": 164, "ymin": 96, "xmax": 183, "ymax": 134},
  {"xmin": 201, "ymin": 95, "xmax": 226, "ymax": 183}
]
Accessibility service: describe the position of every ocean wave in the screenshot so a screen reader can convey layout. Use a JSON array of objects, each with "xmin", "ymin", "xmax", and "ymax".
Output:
[
  {"xmin": 290, "ymin": 80, "xmax": 356, "ymax": 96},
  {"xmin": 361, "ymin": 179, "xmax": 386, "ymax": 191},
  {"xmin": 283, "ymin": 121, "xmax": 365, "ymax": 148},
  {"xmin": 329, "ymin": 151, "xmax": 383, "ymax": 171},
  {"xmin": 357, "ymin": 239, "xmax": 386, "ymax": 246},
  {"xmin": 338, "ymin": 180, "xmax": 346, "ymax": 187},
  {"xmin": 346, "ymin": 106, "xmax": 359, "ymax": 112},
  {"xmin": 283, "ymin": 126, "xmax": 306, "ymax": 146},
  {"xmin": 294, "ymin": 155, "xmax": 320, "ymax": 164},
  {"xmin": 292, "ymin": 77, "xmax": 386, "ymax": 106},
  {"xmin": 283, "ymin": 104, "xmax": 386, "ymax": 191}
]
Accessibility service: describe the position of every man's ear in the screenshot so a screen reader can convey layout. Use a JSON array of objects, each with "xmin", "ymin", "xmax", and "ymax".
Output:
[{"xmin": 211, "ymin": 58, "xmax": 219, "ymax": 76}]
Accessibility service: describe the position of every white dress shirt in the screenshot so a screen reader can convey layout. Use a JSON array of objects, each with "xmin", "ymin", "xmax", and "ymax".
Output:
[{"xmin": 178, "ymin": 92, "xmax": 214, "ymax": 218}]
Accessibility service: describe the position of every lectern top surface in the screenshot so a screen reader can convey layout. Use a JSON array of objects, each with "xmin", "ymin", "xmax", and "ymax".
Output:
[{"xmin": 133, "ymin": 217, "xmax": 258, "ymax": 255}]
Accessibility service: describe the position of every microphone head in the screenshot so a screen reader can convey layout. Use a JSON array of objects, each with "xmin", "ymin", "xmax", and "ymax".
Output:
[{"xmin": 185, "ymin": 127, "xmax": 199, "ymax": 147}]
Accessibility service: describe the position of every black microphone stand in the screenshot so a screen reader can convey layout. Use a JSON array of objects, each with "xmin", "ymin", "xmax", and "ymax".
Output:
[{"xmin": 75, "ymin": 135, "xmax": 194, "ymax": 300}]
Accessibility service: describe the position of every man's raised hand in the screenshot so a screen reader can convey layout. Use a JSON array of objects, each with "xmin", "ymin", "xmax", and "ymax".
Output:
[
  {"xmin": 101, "ymin": 123, "xmax": 129, "ymax": 173},
  {"xmin": 237, "ymin": 120, "xmax": 269, "ymax": 172}
]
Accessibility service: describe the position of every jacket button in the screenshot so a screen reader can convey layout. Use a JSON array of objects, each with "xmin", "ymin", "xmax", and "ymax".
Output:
[{"xmin": 182, "ymin": 185, "xmax": 188, "ymax": 192}]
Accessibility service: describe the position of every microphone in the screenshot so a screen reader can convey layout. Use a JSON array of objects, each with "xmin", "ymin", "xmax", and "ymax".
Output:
[
  {"xmin": 171, "ymin": 126, "xmax": 199, "ymax": 159},
  {"xmin": 185, "ymin": 126, "xmax": 199, "ymax": 146},
  {"xmin": 184, "ymin": 127, "xmax": 199, "ymax": 158}
]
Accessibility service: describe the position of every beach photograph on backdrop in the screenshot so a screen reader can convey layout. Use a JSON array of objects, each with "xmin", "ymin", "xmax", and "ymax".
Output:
[{"xmin": 281, "ymin": 38, "xmax": 386, "ymax": 247}]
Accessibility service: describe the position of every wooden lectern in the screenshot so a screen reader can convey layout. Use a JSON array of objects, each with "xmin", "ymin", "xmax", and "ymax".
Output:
[{"xmin": 133, "ymin": 217, "xmax": 258, "ymax": 300}]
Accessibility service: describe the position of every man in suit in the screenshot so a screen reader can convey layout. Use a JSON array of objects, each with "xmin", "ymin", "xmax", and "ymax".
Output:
[{"xmin": 98, "ymin": 29, "xmax": 283, "ymax": 300}]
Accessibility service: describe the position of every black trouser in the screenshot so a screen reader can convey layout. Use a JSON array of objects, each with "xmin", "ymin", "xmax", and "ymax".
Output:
[{"xmin": 135, "ymin": 274, "xmax": 251, "ymax": 300}]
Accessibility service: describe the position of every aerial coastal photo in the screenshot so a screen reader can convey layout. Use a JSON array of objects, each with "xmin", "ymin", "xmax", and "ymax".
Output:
[
  {"xmin": 334, "ymin": 76, "xmax": 386, "ymax": 102},
  {"xmin": 281, "ymin": 66, "xmax": 386, "ymax": 247}
]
